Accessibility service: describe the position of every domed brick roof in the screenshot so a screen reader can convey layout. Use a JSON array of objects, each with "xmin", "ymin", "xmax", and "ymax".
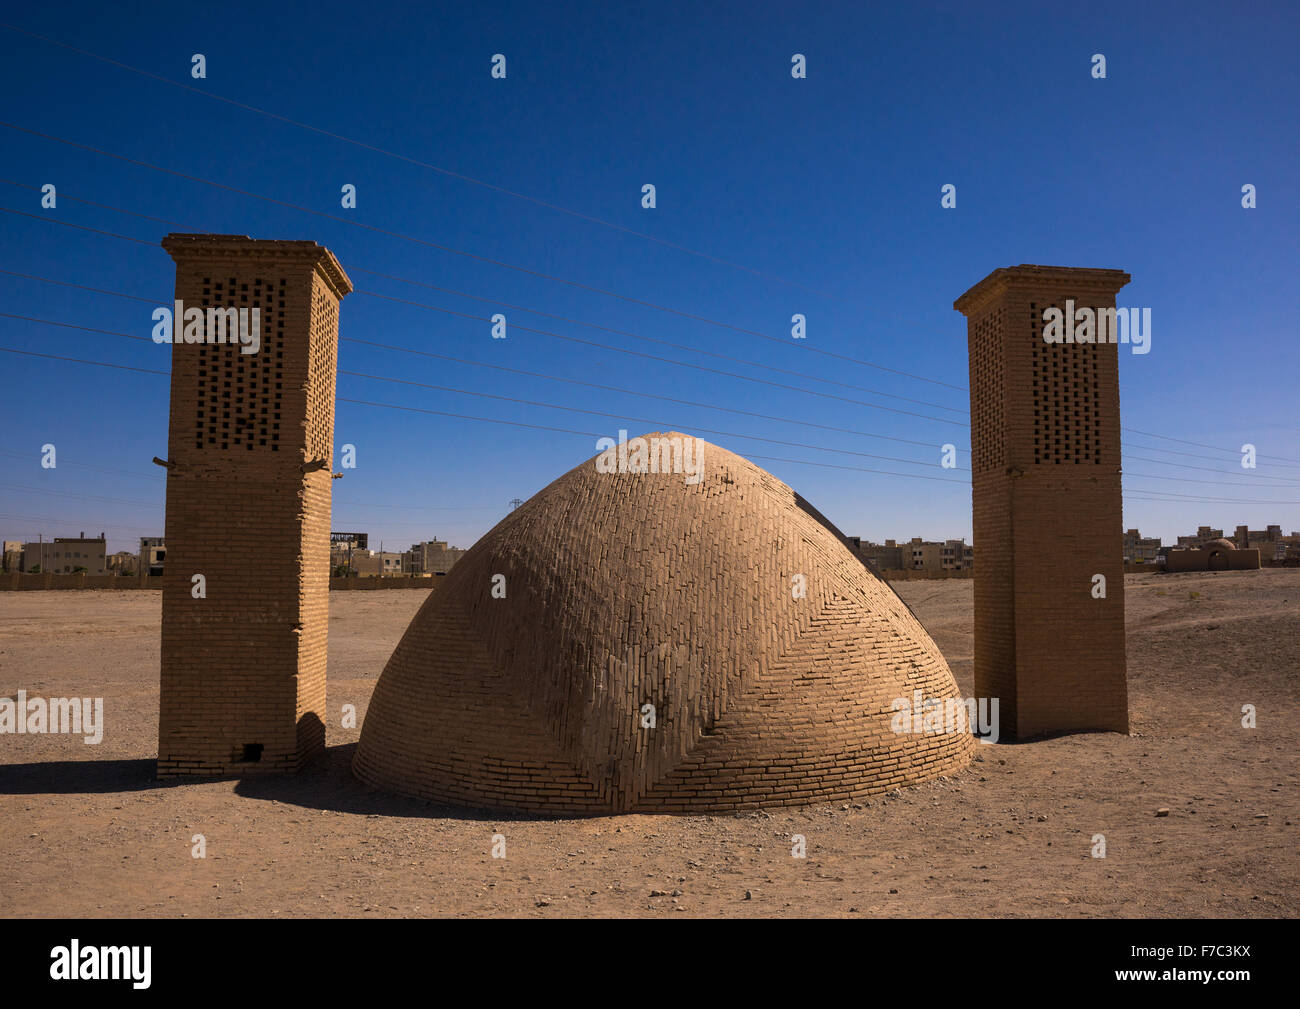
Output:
[{"xmin": 353, "ymin": 433, "xmax": 974, "ymax": 813}]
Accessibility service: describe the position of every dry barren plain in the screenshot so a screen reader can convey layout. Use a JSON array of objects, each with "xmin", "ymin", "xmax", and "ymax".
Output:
[{"xmin": 1, "ymin": 569, "xmax": 1297, "ymax": 918}]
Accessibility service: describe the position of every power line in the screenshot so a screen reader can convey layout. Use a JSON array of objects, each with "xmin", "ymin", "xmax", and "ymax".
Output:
[
  {"xmin": 1123, "ymin": 451, "xmax": 1300, "ymax": 476},
  {"xmin": 10, "ymin": 185, "xmax": 1292, "ymax": 474},
  {"xmin": 31, "ymin": 20, "xmax": 1233, "ymax": 422},
  {"xmin": 0, "ymin": 476, "xmax": 502, "ymax": 515},
  {"xmin": 741, "ymin": 453, "xmax": 966, "ymax": 484},
  {"xmin": 5, "ymin": 305, "xmax": 970, "ymax": 467},
  {"xmin": 337, "ymin": 397, "xmax": 973, "ymax": 486},
  {"xmin": 1122, "ymin": 471, "xmax": 1300, "ymax": 489},
  {"xmin": 0, "ymin": 186, "xmax": 964, "ymax": 413},
  {"xmin": 0, "ymin": 120, "xmax": 967, "ymax": 391},
  {"xmin": 0, "ymin": 339, "xmax": 973, "ymax": 485},
  {"xmin": 0, "ymin": 482, "xmax": 162, "ymax": 508},
  {"xmin": 352, "ymin": 274, "xmax": 965, "ymax": 413},
  {"xmin": 1123, "ymin": 436, "xmax": 1300, "ymax": 468},
  {"xmin": 332, "ymin": 501, "xmax": 505, "ymax": 512},
  {"xmin": 345, "ymin": 336, "xmax": 954, "ymax": 450},
  {"xmin": 3, "ymin": 310, "xmax": 968, "ymax": 467},
  {"xmin": 0, "ymin": 266, "xmax": 158, "ymax": 303},
  {"xmin": 0, "ymin": 345, "xmax": 167, "ymax": 376},
  {"xmin": 3, "ymin": 190, "xmax": 1291, "ymax": 471},
  {"xmin": 1118, "ymin": 487, "xmax": 1300, "ymax": 505},
  {"xmin": 0, "ymin": 310, "xmax": 152, "ymax": 342},
  {"xmin": 0, "ymin": 448, "xmax": 163, "ymax": 481},
  {"xmin": 15, "ymin": 202, "xmax": 1289, "ymax": 474},
  {"xmin": 0, "ymin": 510, "xmax": 162, "ymax": 534},
  {"xmin": 339, "ymin": 368, "xmax": 964, "ymax": 469},
  {"xmin": 0, "ymin": 21, "xmax": 855, "ymax": 305},
  {"xmin": 1, "ymin": 207, "xmax": 971, "ymax": 424},
  {"xmin": 7, "ymin": 142, "xmax": 1292, "ymax": 472},
  {"xmin": 1, "ymin": 268, "xmax": 973, "ymax": 440},
  {"xmin": 6, "ymin": 343, "xmax": 1294, "ymax": 505},
  {"xmin": 1, "ymin": 192, "xmax": 968, "ymax": 417},
  {"xmin": 0, "ymin": 205, "xmax": 155, "ymax": 245},
  {"xmin": 0, "ymin": 451, "xmax": 519, "ymax": 508},
  {"xmin": 322, "ymin": 518, "xmax": 487, "ymax": 530},
  {"xmin": 1124, "ymin": 426, "xmax": 1300, "ymax": 465},
  {"xmin": 350, "ymin": 290, "xmax": 970, "ymax": 426},
  {"xmin": 0, "ymin": 177, "xmax": 187, "ymax": 230},
  {"xmin": 10, "ymin": 305, "xmax": 1300, "ymax": 496},
  {"xmin": 0, "ymin": 458, "xmax": 518, "ymax": 516}
]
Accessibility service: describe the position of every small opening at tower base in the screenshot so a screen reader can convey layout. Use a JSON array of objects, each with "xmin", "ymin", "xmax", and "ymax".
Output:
[{"xmin": 239, "ymin": 743, "xmax": 264, "ymax": 763}]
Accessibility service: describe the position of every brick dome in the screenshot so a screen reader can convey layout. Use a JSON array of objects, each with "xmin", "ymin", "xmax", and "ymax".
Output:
[
  {"xmin": 353, "ymin": 433, "xmax": 974, "ymax": 813},
  {"xmin": 1203, "ymin": 538, "xmax": 1236, "ymax": 552}
]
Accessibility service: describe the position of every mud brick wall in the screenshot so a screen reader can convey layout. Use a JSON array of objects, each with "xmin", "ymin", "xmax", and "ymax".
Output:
[
  {"xmin": 955, "ymin": 265, "xmax": 1130, "ymax": 738},
  {"xmin": 878, "ymin": 569, "xmax": 975, "ymax": 581},
  {"xmin": 354, "ymin": 435, "xmax": 974, "ymax": 814},
  {"xmin": 1166, "ymin": 547, "xmax": 1262, "ymax": 572},
  {"xmin": 157, "ymin": 234, "xmax": 350, "ymax": 777},
  {"xmin": 330, "ymin": 576, "xmax": 442, "ymax": 589}
]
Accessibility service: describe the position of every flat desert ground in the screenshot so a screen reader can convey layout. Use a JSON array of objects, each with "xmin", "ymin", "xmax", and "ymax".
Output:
[{"xmin": 1, "ymin": 570, "xmax": 1297, "ymax": 918}]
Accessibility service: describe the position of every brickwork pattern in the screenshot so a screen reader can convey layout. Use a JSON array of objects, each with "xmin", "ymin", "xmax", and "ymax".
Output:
[
  {"xmin": 157, "ymin": 234, "xmax": 350, "ymax": 777},
  {"xmin": 1166, "ymin": 547, "xmax": 1261, "ymax": 572},
  {"xmin": 955, "ymin": 265, "xmax": 1130, "ymax": 738},
  {"xmin": 354, "ymin": 434, "xmax": 974, "ymax": 813}
]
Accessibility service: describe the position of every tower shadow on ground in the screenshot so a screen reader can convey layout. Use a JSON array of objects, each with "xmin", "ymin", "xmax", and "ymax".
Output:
[
  {"xmin": 232, "ymin": 744, "xmax": 560, "ymax": 821},
  {"xmin": 0, "ymin": 745, "xmax": 565, "ymax": 822}
]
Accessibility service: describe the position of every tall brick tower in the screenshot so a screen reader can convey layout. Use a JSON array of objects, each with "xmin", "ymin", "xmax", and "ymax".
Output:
[
  {"xmin": 157, "ymin": 234, "xmax": 351, "ymax": 776},
  {"xmin": 954, "ymin": 265, "xmax": 1130, "ymax": 739}
]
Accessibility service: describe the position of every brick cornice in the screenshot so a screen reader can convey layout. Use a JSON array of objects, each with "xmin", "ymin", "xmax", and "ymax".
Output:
[
  {"xmin": 160, "ymin": 233, "xmax": 352, "ymax": 299},
  {"xmin": 954, "ymin": 263, "xmax": 1131, "ymax": 317}
]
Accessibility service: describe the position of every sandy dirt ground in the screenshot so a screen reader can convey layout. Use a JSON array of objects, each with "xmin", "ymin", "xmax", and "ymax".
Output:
[{"xmin": 1, "ymin": 570, "xmax": 1296, "ymax": 918}]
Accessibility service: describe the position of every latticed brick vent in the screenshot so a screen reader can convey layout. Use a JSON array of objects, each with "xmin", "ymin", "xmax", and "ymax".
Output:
[
  {"xmin": 306, "ymin": 284, "xmax": 339, "ymax": 461},
  {"xmin": 970, "ymin": 306, "xmax": 1005, "ymax": 474},
  {"xmin": 1030, "ymin": 301, "xmax": 1101, "ymax": 465},
  {"xmin": 194, "ymin": 276, "xmax": 286, "ymax": 451}
]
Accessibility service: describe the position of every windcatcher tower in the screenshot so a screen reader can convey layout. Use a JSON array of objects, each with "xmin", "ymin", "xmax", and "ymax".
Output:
[
  {"xmin": 157, "ymin": 234, "xmax": 351, "ymax": 775},
  {"xmin": 954, "ymin": 265, "xmax": 1130, "ymax": 739}
]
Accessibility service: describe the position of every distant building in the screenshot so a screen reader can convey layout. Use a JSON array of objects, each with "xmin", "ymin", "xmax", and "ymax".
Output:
[
  {"xmin": 405, "ymin": 538, "xmax": 467, "ymax": 576},
  {"xmin": 2, "ymin": 540, "xmax": 21, "ymax": 573},
  {"xmin": 845, "ymin": 536, "xmax": 971, "ymax": 573},
  {"xmin": 906, "ymin": 538, "xmax": 939, "ymax": 571},
  {"xmin": 1170, "ymin": 523, "xmax": 1298, "ymax": 562},
  {"xmin": 107, "ymin": 550, "xmax": 138, "ymax": 575},
  {"xmin": 1234, "ymin": 524, "xmax": 1293, "ymax": 561},
  {"xmin": 845, "ymin": 537, "xmax": 903, "ymax": 572},
  {"xmin": 907, "ymin": 537, "xmax": 974, "ymax": 572},
  {"xmin": 939, "ymin": 539, "xmax": 974, "ymax": 571},
  {"xmin": 1123, "ymin": 528, "xmax": 1162, "ymax": 563},
  {"xmin": 1176, "ymin": 525, "xmax": 1224, "ymax": 548},
  {"xmin": 350, "ymin": 550, "xmax": 404, "ymax": 576},
  {"xmin": 139, "ymin": 536, "xmax": 165, "ymax": 577},
  {"xmin": 329, "ymin": 533, "xmax": 369, "ymax": 575},
  {"xmin": 23, "ymin": 532, "xmax": 107, "ymax": 574}
]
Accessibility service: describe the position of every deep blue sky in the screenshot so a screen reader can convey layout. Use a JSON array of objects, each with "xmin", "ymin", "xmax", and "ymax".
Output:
[{"xmin": 2, "ymin": 0, "xmax": 1297, "ymax": 555}]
